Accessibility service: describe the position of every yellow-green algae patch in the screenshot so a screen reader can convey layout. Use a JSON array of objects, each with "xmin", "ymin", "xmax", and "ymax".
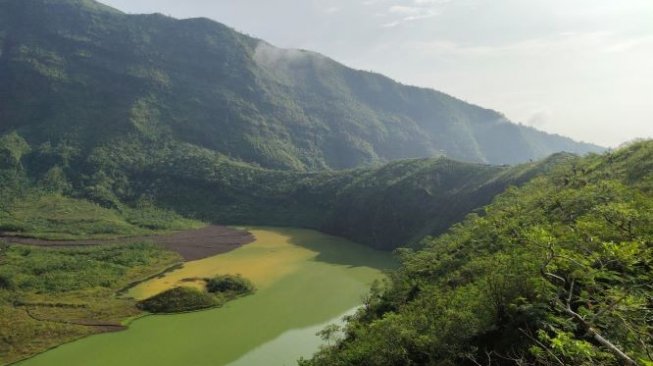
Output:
[
  {"xmin": 128, "ymin": 228, "xmax": 337, "ymax": 299},
  {"xmin": 18, "ymin": 227, "xmax": 396, "ymax": 366}
]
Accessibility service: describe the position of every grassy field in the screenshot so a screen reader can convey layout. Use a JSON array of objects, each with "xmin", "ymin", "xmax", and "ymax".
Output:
[
  {"xmin": 17, "ymin": 228, "xmax": 397, "ymax": 366},
  {"xmin": 0, "ymin": 242, "xmax": 181, "ymax": 364},
  {"xmin": 0, "ymin": 193, "xmax": 203, "ymax": 241}
]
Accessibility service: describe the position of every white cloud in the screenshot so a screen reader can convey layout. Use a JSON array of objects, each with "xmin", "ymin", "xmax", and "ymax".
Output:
[
  {"xmin": 403, "ymin": 9, "xmax": 440, "ymax": 21},
  {"xmin": 382, "ymin": 20, "xmax": 401, "ymax": 28},
  {"xmin": 388, "ymin": 5, "xmax": 421, "ymax": 14},
  {"xmin": 413, "ymin": 0, "xmax": 452, "ymax": 4},
  {"xmin": 526, "ymin": 110, "xmax": 552, "ymax": 128},
  {"xmin": 602, "ymin": 35, "xmax": 653, "ymax": 53},
  {"xmin": 382, "ymin": 0, "xmax": 448, "ymax": 27},
  {"xmin": 324, "ymin": 6, "xmax": 341, "ymax": 14}
]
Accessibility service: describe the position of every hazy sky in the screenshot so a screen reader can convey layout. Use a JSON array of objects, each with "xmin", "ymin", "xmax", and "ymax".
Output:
[{"xmin": 101, "ymin": 0, "xmax": 653, "ymax": 147}]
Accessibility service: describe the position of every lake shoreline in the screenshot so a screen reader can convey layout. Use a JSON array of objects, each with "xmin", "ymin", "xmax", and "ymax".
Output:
[
  {"xmin": 16, "ymin": 227, "xmax": 396, "ymax": 366},
  {"xmin": 0, "ymin": 225, "xmax": 255, "ymax": 261}
]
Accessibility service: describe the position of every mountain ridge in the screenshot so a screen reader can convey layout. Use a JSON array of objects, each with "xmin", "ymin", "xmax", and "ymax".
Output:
[
  {"xmin": 0, "ymin": 0, "xmax": 603, "ymax": 171},
  {"xmin": 301, "ymin": 140, "xmax": 653, "ymax": 366}
]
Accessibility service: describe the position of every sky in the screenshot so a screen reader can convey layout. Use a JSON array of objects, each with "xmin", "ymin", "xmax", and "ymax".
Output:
[{"xmin": 101, "ymin": 0, "xmax": 653, "ymax": 147}]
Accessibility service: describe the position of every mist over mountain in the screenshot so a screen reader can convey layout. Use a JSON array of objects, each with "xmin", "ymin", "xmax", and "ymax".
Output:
[
  {"xmin": 0, "ymin": 0, "xmax": 597, "ymax": 251},
  {"xmin": 1, "ymin": 2, "xmax": 650, "ymax": 366},
  {"xmin": 0, "ymin": 0, "xmax": 602, "ymax": 171}
]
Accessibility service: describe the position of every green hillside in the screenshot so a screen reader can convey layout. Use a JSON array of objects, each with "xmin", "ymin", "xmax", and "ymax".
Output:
[
  {"xmin": 301, "ymin": 141, "xmax": 653, "ymax": 366},
  {"xmin": 0, "ymin": 131, "xmax": 563, "ymax": 249},
  {"xmin": 0, "ymin": 0, "xmax": 602, "ymax": 172},
  {"xmin": 0, "ymin": 0, "xmax": 597, "ymax": 250},
  {"xmin": 2, "ymin": 2, "xmax": 645, "ymax": 364}
]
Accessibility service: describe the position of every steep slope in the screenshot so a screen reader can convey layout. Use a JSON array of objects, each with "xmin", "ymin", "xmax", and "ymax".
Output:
[
  {"xmin": 0, "ymin": 0, "xmax": 602, "ymax": 171},
  {"xmin": 121, "ymin": 144, "xmax": 567, "ymax": 249},
  {"xmin": 0, "ymin": 130, "xmax": 566, "ymax": 250},
  {"xmin": 302, "ymin": 140, "xmax": 653, "ymax": 366},
  {"xmin": 0, "ymin": 135, "xmax": 574, "ymax": 364}
]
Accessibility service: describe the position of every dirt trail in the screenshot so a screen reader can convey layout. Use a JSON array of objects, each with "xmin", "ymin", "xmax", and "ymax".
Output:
[{"xmin": 0, "ymin": 225, "xmax": 255, "ymax": 261}]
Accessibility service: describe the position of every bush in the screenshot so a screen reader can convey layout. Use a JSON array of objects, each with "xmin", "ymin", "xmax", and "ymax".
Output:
[
  {"xmin": 0, "ymin": 239, "xmax": 8, "ymax": 257},
  {"xmin": 0, "ymin": 274, "xmax": 14, "ymax": 290},
  {"xmin": 137, "ymin": 287, "xmax": 219, "ymax": 313},
  {"xmin": 206, "ymin": 274, "xmax": 254, "ymax": 295}
]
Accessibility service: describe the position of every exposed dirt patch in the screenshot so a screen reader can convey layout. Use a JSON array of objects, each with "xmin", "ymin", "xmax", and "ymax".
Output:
[
  {"xmin": 93, "ymin": 324, "xmax": 128, "ymax": 332},
  {"xmin": 152, "ymin": 225, "xmax": 255, "ymax": 260},
  {"xmin": 0, "ymin": 225, "xmax": 255, "ymax": 261}
]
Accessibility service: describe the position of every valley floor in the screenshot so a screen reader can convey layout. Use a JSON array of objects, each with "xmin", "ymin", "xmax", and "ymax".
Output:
[{"xmin": 1, "ymin": 227, "xmax": 395, "ymax": 366}]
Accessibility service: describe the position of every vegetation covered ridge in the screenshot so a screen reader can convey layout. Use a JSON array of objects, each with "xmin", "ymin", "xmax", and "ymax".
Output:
[
  {"xmin": 1, "ymin": 133, "xmax": 568, "ymax": 250},
  {"xmin": 0, "ymin": 0, "xmax": 602, "ymax": 251},
  {"xmin": 301, "ymin": 140, "xmax": 653, "ymax": 366},
  {"xmin": 0, "ymin": 0, "xmax": 601, "ymax": 173}
]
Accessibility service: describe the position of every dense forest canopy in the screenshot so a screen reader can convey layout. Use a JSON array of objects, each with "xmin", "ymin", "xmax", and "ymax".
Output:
[
  {"xmin": 301, "ymin": 140, "xmax": 653, "ymax": 366},
  {"xmin": 0, "ymin": 130, "xmax": 571, "ymax": 250}
]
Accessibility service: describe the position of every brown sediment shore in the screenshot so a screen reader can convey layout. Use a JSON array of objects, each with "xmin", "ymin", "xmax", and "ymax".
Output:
[{"xmin": 0, "ymin": 225, "xmax": 255, "ymax": 261}]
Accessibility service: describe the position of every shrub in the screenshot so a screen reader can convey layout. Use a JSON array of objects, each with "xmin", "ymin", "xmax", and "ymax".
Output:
[
  {"xmin": 137, "ymin": 287, "xmax": 219, "ymax": 313},
  {"xmin": 0, "ymin": 274, "xmax": 14, "ymax": 290},
  {"xmin": 0, "ymin": 239, "xmax": 8, "ymax": 258},
  {"xmin": 206, "ymin": 274, "xmax": 254, "ymax": 295}
]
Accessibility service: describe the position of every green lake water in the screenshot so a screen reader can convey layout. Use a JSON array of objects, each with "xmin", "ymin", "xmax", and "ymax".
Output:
[{"xmin": 18, "ymin": 227, "xmax": 395, "ymax": 366}]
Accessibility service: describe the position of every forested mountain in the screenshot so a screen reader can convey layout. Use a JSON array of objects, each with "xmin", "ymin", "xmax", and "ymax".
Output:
[
  {"xmin": 0, "ymin": 0, "xmax": 602, "ymax": 172},
  {"xmin": 302, "ymin": 140, "xmax": 653, "ymax": 366},
  {"xmin": 0, "ymin": 1, "xmax": 649, "ymax": 365},
  {"xmin": 0, "ymin": 130, "xmax": 566, "ymax": 250},
  {"xmin": 0, "ymin": 0, "xmax": 601, "ymax": 250},
  {"xmin": 100, "ymin": 139, "xmax": 570, "ymax": 249}
]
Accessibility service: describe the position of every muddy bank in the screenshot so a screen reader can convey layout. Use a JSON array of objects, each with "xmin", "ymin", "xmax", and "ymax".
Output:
[{"xmin": 0, "ymin": 225, "xmax": 255, "ymax": 261}]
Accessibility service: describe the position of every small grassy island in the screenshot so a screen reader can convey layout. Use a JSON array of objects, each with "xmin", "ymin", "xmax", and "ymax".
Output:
[
  {"xmin": 206, "ymin": 274, "xmax": 255, "ymax": 296},
  {"xmin": 136, "ymin": 287, "xmax": 219, "ymax": 314},
  {"xmin": 137, "ymin": 275, "xmax": 255, "ymax": 314}
]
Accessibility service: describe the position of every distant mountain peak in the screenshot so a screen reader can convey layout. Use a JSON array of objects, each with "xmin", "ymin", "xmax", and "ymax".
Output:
[
  {"xmin": 15, "ymin": 0, "xmax": 123, "ymax": 13},
  {"xmin": 0, "ymin": 0, "xmax": 604, "ymax": 170}
]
